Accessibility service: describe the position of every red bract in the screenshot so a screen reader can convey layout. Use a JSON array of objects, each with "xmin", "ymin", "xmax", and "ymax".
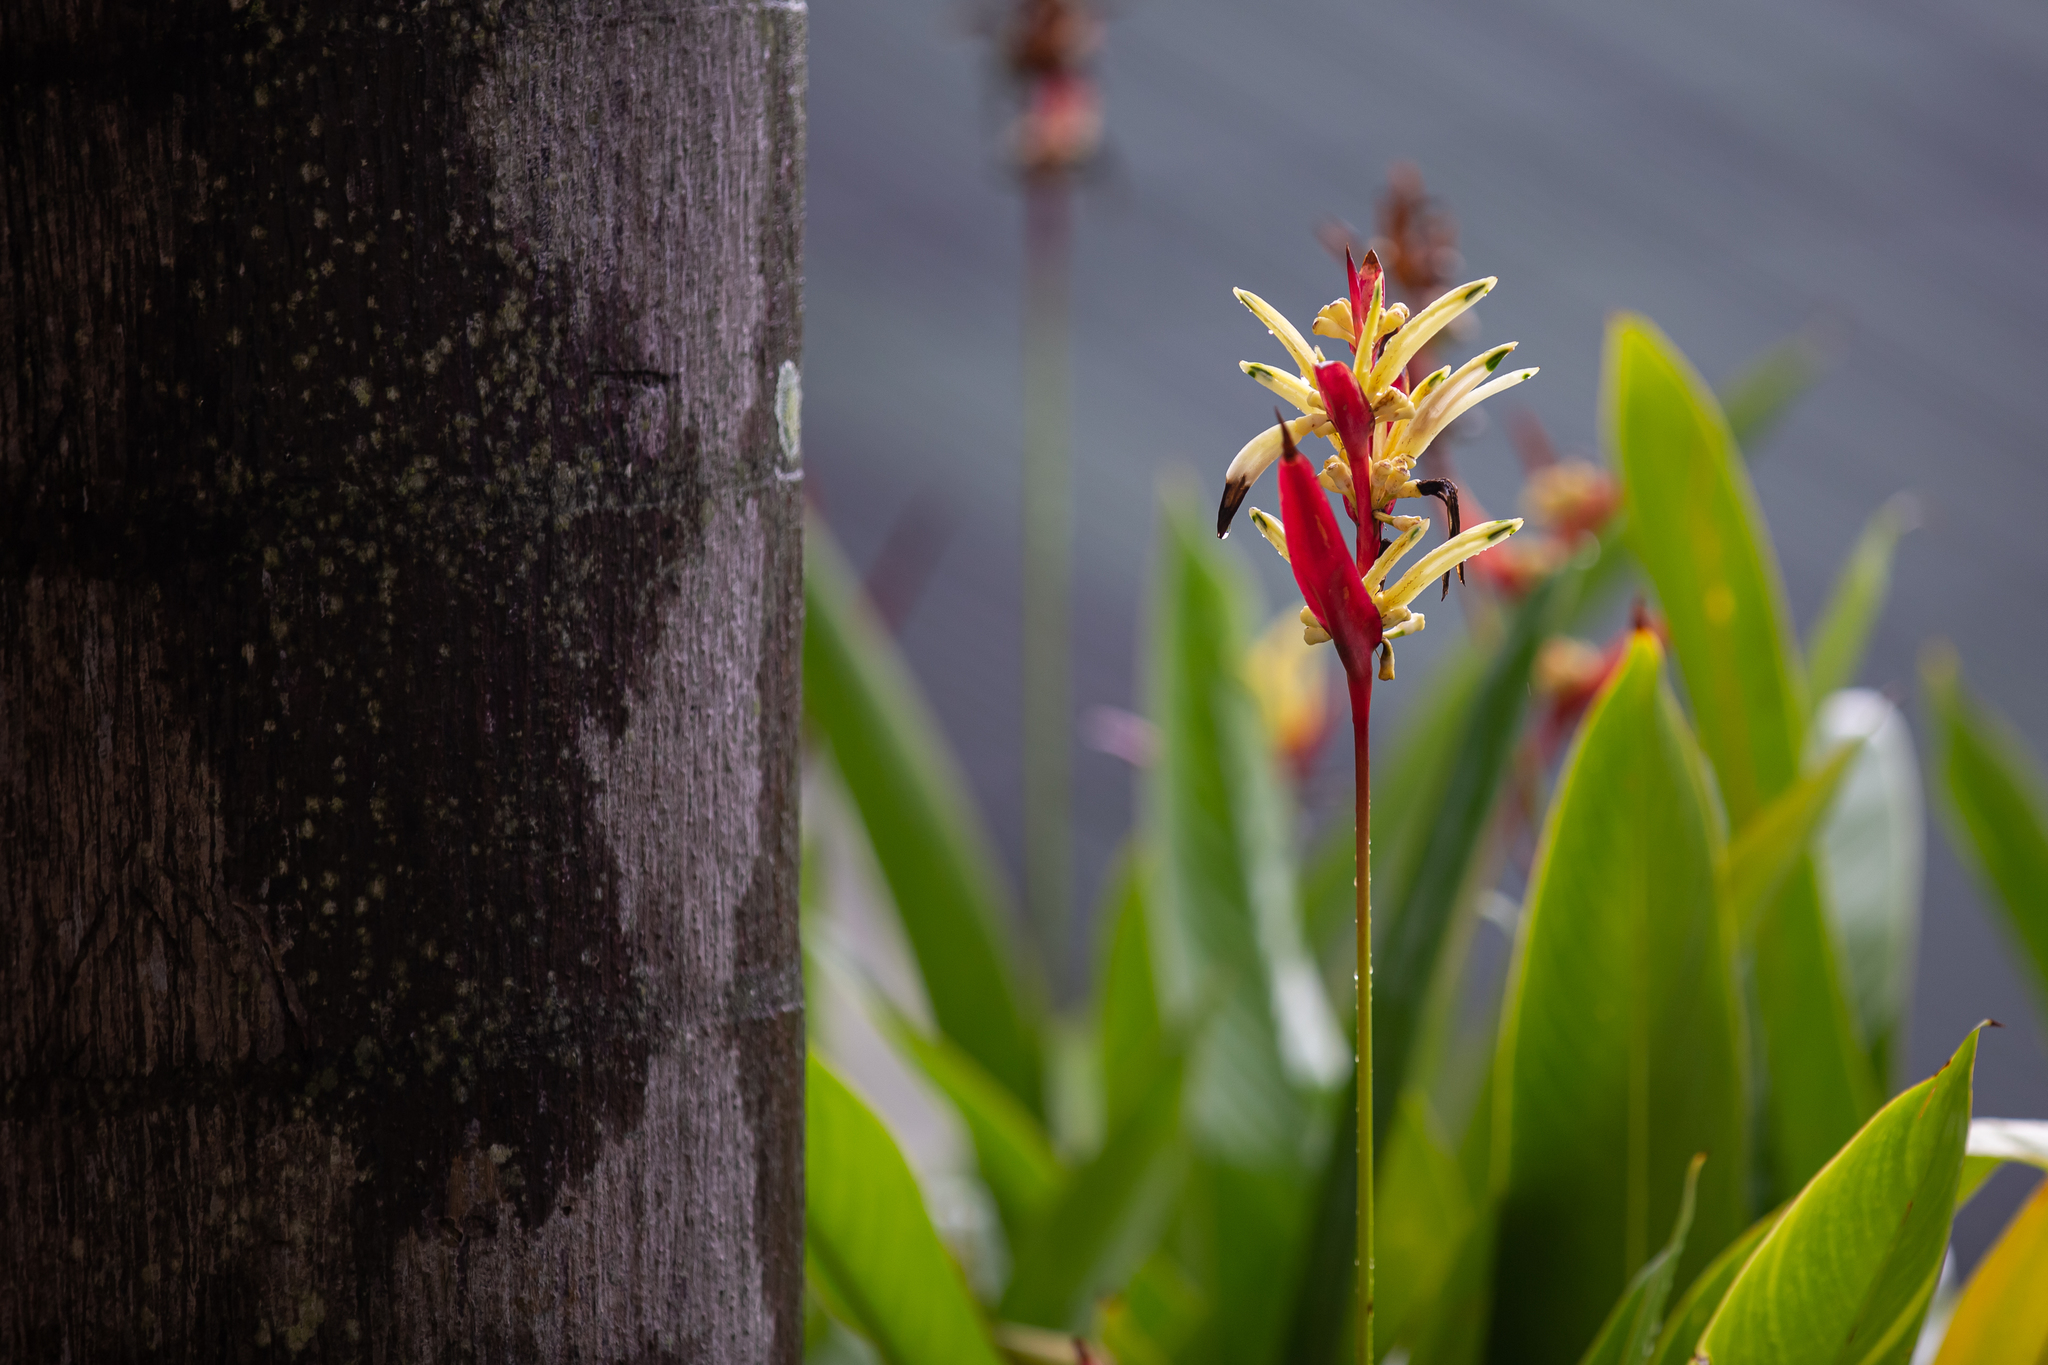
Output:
[
  {"xmin": 1277, "ymin": 420, "xmax": 1383, "ymax": 680},
  {"xmin": 1313, "ymin": 360, "xmax": 1376, "ymax": 474},
  {"xmin": 1347, "ymin": 248, "xmax": 1380, "ymax": 354}
]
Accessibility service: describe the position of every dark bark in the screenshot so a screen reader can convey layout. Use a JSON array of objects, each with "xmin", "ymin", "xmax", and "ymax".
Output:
[{"xmin": 0, "ymin": 0, "xmax": 806, "ymax": 1359}]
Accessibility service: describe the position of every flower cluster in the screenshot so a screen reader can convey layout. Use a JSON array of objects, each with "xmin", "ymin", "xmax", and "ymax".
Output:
[{"xmin": 1218, "ymin": 252, "xmax": 1535, "ymax": 680}]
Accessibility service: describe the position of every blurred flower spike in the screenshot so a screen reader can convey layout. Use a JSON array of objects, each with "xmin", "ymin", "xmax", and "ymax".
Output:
[
  {"xmin": 1524, "ymin": 459, "xmax": 1621, "ymax": 544},
  {"xmin": 1218, "ymin": 253, "xmax": 1533, "ymax": 679},
  {"xmin": 1005, "ymin": 0, "xmax": 1103, "ymax": 176}
]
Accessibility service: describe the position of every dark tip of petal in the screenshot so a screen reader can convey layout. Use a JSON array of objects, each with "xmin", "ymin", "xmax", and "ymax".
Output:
[
  {"xmin": 1217, "ymin": 478, "xmax": 1250, "ymax": 537},
  {"xmin": 1416, "ymin": 478, "xmax": 1463, "ymax": 597}
]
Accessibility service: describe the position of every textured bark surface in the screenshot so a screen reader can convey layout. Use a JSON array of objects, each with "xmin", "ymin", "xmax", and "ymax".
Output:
[{"xmin": 0, "ymin": 0, "xmax": 806, "ymax": 1358}]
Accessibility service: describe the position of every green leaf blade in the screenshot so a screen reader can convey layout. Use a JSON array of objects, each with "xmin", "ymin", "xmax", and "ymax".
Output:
[
  {"xmin": 806, "ymin": 1055, "xmax": 1006, "ymax": 1365},
  {"xmin": 999, "ymin": 1061, "xmax": 1187, "ymax": 1333},
  {"xmin": 1605, "ymin": 314, "xmax": 1875, "ymax": 1199},
  {"xmin": 1577, "ymin": 1155, "xmax": 1705, "ymax": 1365},
  {"xmin": 1696, "ymin": 1029, "xmax": 1981, "ymax": 1365},
  {"xmin": 1491, "ymin": 634, "xmax": 1749, "ymax": 1365},
  {"xmin": 1806, "ymin": 496, "xmax": 1912, "ymax": 702},
  {"xmin": 1923, "ymin": 645, "xmax": 2048, "ymax": 1021},
  {"xmin": 803, "ymin": 518, "xmax": 1045, "ymax": 1114}
]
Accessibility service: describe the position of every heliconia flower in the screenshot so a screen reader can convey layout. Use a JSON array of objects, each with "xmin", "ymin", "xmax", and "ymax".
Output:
[
  {"xmin": 1245, "ymin": 417, "xmax": 1522, "ymax": 681},
  {"xmin": 1217, "ymin": 254, "xmax": 1538, "ymax": 542}
]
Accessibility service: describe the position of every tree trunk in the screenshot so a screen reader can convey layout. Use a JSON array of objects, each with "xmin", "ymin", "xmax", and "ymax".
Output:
[{"xmin": 0, "ymin": 1, "xmax": 806, "ymax": 1359}]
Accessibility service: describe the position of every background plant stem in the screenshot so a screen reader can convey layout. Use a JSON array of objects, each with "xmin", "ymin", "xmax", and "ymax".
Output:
[
  {"xmin": 1351, "ymin": 667, "xmax": 1376, "ymax": 1365},
  {"xmin": 1023, "ymin": 171, "xmax": 1074, "ymax": 996}
]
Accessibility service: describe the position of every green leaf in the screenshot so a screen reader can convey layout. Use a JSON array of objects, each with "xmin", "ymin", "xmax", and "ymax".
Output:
[
  {"xmin": 1606, "ymin": 313, "xmax": 1805, "ymax": 828},
  {"xmin": 1930, "ymin": 1173, "xmax": 2048, "ymax": 1365},
  {"xmin": 1722, "ymin": 740, "xmax": 1860, "ymax": 938},
  {"xmin": 1606, "ymin": 314, "xmax": 1875, "ymax": 1199},
  {"xmin": 1180, "ymin": 1157, "xmax": 1318, "ymax": 1365},
  {"xmin": 1577, "ymin": 1154, "xmax": 1705, "ymax": 1365},
  {"xmin": 1378, "ymin": 1094, "xmax": 1481, "ymax": 1358},
  {"xmin": 1096, "ymin": 847, "xmax": 1167, "ymax": 1140},
  {"xmin": 1923, "ymin": 645, "xmax": 2048, "ymax": 1021},
  {"xmin": 1491, "ymin": 634, "xmax": 1749, "ymax": 1365},
  {"xmin": 1098, "ymin": 1255, "xmax": 1204, "ymax": 1365},
  {"xmin": 1147, "ymin": 498, "xmax": 1343, "ymax": 1146},
  {"xmin": 1806, "ymin": 496, "xmax": 1913, "ymax": 701},
  {"xmin": 876, "ymin": 1006, "xmax": 1064, "ymax": 1239},
  {"xmin": 1696, "ymin": 1028, "xmax": 1982, "ymax": 1365},
  {"xmin": 999, "ymin": 1059, "xmax": 1187, "ymax": 1333},
  {"xmin": 804, "ymin": 516, "xmax": 1044, "ymax": 1113},
  {"xmin": 806, "ymin": 1054, "xmax": 1006, "ymax": 1365},
  {"xmin": 1648, "ymin": 1206, "xmax": 1783, "ymax": 1365},
  {"xmin": 1718, "ymin": 326, "xmax": 1826, "ymax": 453},
  {"xmin": 1813, "ymin": 691, "xmax": 1925, "ymax": 1088}
]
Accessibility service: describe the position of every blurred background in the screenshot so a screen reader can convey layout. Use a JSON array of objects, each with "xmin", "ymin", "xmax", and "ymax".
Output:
[{"xmin": 803, "ymin": 0, "xmax": 2048, "ymax": 1263}]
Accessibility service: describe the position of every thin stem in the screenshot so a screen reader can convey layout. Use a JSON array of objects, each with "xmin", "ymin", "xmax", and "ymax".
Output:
[
  {"xmin": 1350, "ymin": 666, "xmax": 1375, "ymax": 1365},
  {"xmin": 1023, "ymin": 171, "xmax": 1074, "ymax": 996}
]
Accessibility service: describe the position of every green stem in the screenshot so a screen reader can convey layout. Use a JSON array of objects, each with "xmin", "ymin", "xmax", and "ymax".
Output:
[
  {"xmin": 1350, "ymin": 666, "xmax": 1375, "ymax": 1365},
  {"xmin": 1022, "ymin": 172, "xmax": 1073, "ymax": 996}
]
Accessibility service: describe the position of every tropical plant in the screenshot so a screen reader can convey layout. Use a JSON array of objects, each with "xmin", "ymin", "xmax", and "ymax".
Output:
[{"xmin": 798, "ymin": 261, "xmax": 2048, "ymax": 1365}]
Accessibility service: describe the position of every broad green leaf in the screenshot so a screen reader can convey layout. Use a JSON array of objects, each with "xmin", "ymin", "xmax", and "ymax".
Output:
[
  {"xmin": 1097, "ymin": 1255, "xmax": 1203, "ymax": 1365},
  {"xmin": 1923, "ymin": 645, "xmax": 2048, "ymax": 1020},
  {"xmin": 1813, "ymin": 691, "xmax": 1924, "ymax": 1088},
  {"xmin": 1147, "ymin": 498, "xmax": 1342, "ymax": 1148},
  {"xmin": 806, "ymin": 1054, "xmax": 1006, "ymax": 1365},
  {"xmin": 1097, "ymin": 848, "xmax": 1168, "ymax": 1139},
  {"xmin": 1722, "ymin": 741, "xmax": 1859, "ymax": 937},
  {"xmin": 1491, "ymin": 634, "xmax": 1748, "ymax": 1365},
  {"xmin": 1578, "ymin": 1155, "xmax": 1705, "ymax": 1365},
  {"xmin": 1697, "ymin": 1028, "xmax": 1981, "ymax": 1365},
  {"xmin": 1000, "ymin": 1059, "xmax": 1186, "ymax": 1333},
  {"xmin": 1278, "ymin": 1074, "xmax": 1360, "ymax": 1365},
  {"xmin": 1649, "ymin": 1206, "xmax": 1783, "ymax": 1365},
  {"xmin": 1930, "ymin": 1174, "xmax": 2048, "ymax": 1365},
  {"xmin": 1179, "ymin": 1158, "xmax": 1318, "ymax": 1365},
  {"xmin": 1378, "ymin": 1094, "xmax": 1481, "ymax": 1359},
  {"xmin": 1606, "ymin": 314, "xmax": 1875, "ymax": 1199},
  {"xmin": 1719, "ymin": 327, "xmax": 1827, "ymax": 453},
  {"xmin": 1606, "ymin": 314, "xmax": 1805, "ymax": 828},
  {"xmin": 805, "ymin": 518, "xmax": 1044, "ymax": 1113},
  {"xmin": 876, "ymin": 1006, "xmax": 1064, "ymax": 1239},
  {"xmin": 1806, "ymin": 496, "xmax": 1913, "ymax": 701}
]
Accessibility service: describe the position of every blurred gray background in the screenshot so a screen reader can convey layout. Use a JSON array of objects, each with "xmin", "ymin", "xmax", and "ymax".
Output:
[{"xmin": 803, "ymin": 0, "xmax": 2048, "ymax": 1260}]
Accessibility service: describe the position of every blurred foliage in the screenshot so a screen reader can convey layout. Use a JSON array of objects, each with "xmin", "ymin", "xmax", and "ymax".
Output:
[{"xmin": 796, "ymin": 314, "xmax": 2039, "ymax": 1364}]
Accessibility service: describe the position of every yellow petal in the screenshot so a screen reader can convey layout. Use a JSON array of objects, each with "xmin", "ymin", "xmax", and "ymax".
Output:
[
  {"xmin": 1388, "ymin": 345, "xmax": 1522, "ymax": 463},
  {"xmin": 1220, "ymin": 415, "xmax": 1322, "ymax": 532},
  {"xmin": 1247, "ymin": 506, "xmax": 1291, "ymax": 563},
  {"xmin": 1235, "ymin": 288, "xmax": 1319, "ymax": 379},
  {"xmin": 1379, "ymin": 518, "xmax": 1525, "ymax": 609},
  {"xmin": 1241, "ymin": 360, "xmax": 1323, "ymax": 416},
  {"xmin": 1312, "ymin": 299, "xmax": 1356, "ymax": 344},
  {"xmin": 1366, "ymin": 277, "xmax": 1497, "ymax": 394},
  {"xmin": 1363, "ymin": 513, "xmax": 1428, "ymax": 595}
]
